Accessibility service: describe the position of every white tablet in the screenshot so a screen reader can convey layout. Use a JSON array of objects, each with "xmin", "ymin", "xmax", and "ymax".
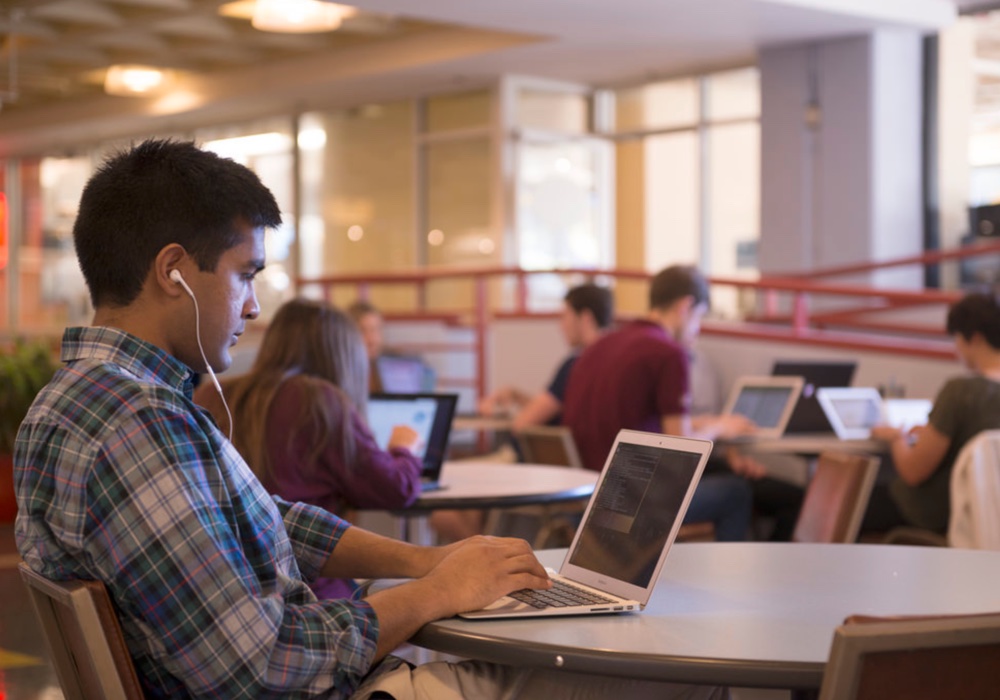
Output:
[{"xmin": 815, "ymin": 387, "xmax": 885, "ymax": 440}]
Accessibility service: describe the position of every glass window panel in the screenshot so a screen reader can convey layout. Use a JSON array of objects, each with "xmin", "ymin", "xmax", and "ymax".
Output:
[
  {"xmin": 517, "ymin": 89, "xmax": 589, "ymax": 133},
  {"xmin": 707, "ymin": 122, "xmax": 760, "ymax": 318},
  {"xmin": 426, "ymin": 90, "xmax": 492, "ymax": 133},
  {"xmin": 706, "ymin": 67, "xmax": 760, "ymax": 121},
  {"xmin": 425, "ymin": 137, "xmax": 493, "ymax": 310},
  {"xmin": 308, "ymin": 101, "xmax": 418, "ymax": 311},
  {"xmin": 614, "ymin": 78, "xmax": 699, "ymax": 132},
  {"xmin": 11, "ymin": 156, "xmax": 92, "ymax": 334},
  {"xmin": 515, "ymin": 139, "xmax": 611, "ymax": 309},
  {"xmin": 644, "ymin": 131, "xmax": 701, "ymax": 271}
]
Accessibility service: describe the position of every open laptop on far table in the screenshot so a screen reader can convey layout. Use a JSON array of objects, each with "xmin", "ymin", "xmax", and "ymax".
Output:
[
  {"xmin": 816, "ymin": 387, "xmax": 932, "ymax": 440},
  {"xmin": 772, "ymin": 360, "xmax": 857, "ymax": 434},
  {"xmin": 367, "ymin": 393, "xmax": 458, "ymax": 491},
  {"xmin": 460, "ymin": 429, "xmax": 713, "ymax": 620},
  {"xmin": 721, "ymin": 376, "xmax": 804, "ymax": 438}
]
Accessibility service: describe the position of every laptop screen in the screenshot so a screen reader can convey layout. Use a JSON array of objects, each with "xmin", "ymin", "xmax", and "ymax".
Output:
[
  {"xmin": 730, "ymin": 385, "xmax": 798, "ymax": 429},
  {"xmin": 772, "ymin": 360, "xmax": 857, "ymax": 433},
  {"xmin": 367, "ymin": 393, "xmax": 458, "ymax": 478},
  {"xmin": 827, "ymin": 396, "xmax": 882, "ymax": 430},
  {"xmin": 567, "ymin": 441, "xmax": 702, "ymax": 589}
]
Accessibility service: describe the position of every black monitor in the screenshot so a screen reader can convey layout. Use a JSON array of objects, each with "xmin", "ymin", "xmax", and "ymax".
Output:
[
  {"xmin": 771, "ymin": 360, "xmax": 857, "ymax": 434},
  {"xmin": 969, "ymin": 203, "xmax": 1000, "ymax": 238}
]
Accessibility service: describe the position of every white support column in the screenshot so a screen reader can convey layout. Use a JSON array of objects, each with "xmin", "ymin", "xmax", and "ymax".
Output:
[{"xmin": 759, "ymin": 30, "xmax": 925, "ymax": 288}]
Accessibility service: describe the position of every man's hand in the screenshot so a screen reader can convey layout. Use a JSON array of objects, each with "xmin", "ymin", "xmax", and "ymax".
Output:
[
  {"xmin": 419, "ymin": 536, "xmax": 552, "ymax": 616},
  {"xmin": 714, "ymin": 414, "xmax": 757, "ymax": 439},
  {"xmin": 477, "ymin": 387, "xmax": 529, "ymax": 416},
  {"xmin": 725, "ymin": 447, "xmax": 767, "ymax": 479},
  {"xmin": 363, "ymin": 536, "xmax": 551, "ymax": 659},
  {"xmin": 870, "ymin": 425, "xmax": 904, "ymax": 443}
]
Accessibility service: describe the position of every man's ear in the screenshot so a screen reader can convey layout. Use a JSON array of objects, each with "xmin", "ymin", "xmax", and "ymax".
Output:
[{"xmin": 154, "ymin": 244, "xmax": 190, "ymax": 296}]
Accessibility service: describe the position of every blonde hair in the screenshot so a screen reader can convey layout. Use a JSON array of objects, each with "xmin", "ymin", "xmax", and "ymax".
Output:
[{"xmin": 226, "ymin": 299, "xmax": 370, "ymax": 483}]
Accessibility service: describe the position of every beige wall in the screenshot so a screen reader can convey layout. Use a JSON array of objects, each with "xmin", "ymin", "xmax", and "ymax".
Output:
[{"xmin": 615, "ymin": 140, "xmax": 648, "ymax": 315}]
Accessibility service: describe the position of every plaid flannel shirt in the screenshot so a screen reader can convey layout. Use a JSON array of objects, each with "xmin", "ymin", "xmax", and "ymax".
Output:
[{"xmin": 15, "ymin": 326, "xmax": 381, "ymax": 699}]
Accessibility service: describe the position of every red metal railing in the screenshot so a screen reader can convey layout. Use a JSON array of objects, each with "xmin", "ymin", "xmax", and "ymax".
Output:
[{"xmin": 299, "ymin": 243, "xmax": 1000, "ymax": 401}]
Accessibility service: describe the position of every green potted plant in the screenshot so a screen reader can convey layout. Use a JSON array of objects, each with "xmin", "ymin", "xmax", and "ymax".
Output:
[{"xmin": 0, "ymin": 339, "xmax": 58, "ymax": 522}]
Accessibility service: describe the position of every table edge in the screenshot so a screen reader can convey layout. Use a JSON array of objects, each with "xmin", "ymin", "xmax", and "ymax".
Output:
[
  {"xmin": 411, "ymin": 621, "xmax": 825, "ymax": 689},
  {"xmin": 397, "ymin": 484, "xmax": 595, "ymax": 513}
]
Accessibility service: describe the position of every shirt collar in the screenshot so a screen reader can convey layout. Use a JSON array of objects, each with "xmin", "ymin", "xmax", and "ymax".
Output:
[{"xmin": 61, "ymin": 326, "xmax": 196, "ymax": 397}]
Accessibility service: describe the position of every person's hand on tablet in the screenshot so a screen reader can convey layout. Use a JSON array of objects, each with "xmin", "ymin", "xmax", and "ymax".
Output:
[{"xmin": 388, "ymin": 424, "xmax": 420, "ymax": 451}]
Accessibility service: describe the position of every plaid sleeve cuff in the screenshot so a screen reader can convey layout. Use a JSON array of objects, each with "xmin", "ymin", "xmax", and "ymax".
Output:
[{"xmin": 276, "ymin": 497, "xmax": 351, "ymax": 582}]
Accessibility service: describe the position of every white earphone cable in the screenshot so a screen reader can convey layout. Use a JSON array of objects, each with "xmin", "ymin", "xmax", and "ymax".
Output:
[{"xmin": 176, "ymin": 273, "xmax": 234, "ymax": 443}]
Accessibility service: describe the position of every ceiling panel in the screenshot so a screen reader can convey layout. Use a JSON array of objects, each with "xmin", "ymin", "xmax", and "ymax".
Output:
[{"xmin": 0, "ymin": 0, "xmax": 426, "ymax": 111}]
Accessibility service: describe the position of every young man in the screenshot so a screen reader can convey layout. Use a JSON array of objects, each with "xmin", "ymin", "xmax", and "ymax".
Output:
[
  {"xmin": 867, "ymin": 292, "xmax": 1000, "ymax": 534},
  {"xmin": 562, "ymin": 265, "xmax": 759, "ymax": 541},
  {"xmin": 15, "ymin": 140, "xmax": 726, "ymax": 700},
  {"xmin": 347, "ymin": 299, "xmax": 386, "ymax": 393},
  {"xmin": 479, "ymin": 282, "xmax": 613, "ymax": 431}
]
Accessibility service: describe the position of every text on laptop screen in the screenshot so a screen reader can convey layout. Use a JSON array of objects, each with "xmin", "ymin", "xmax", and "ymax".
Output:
[
  {"xmin": 829, "ymin": 397, "xmax": 882, "ymax": 430},
  {"xmin": 731, "ymin": 386, "xmax": 796, "ymax": 429},
  {"xmin": 367, "ymin": 397, "xmax": 438, "ymax": 461},
  {"xmin": 568, "ymin": 442, "xmax": 701, "ymax": 588}
]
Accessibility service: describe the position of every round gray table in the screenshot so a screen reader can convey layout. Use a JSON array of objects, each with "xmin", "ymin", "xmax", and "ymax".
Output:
[
  {"xmin": 403, "ymin": 461, "xmax": 596, "ymax": 514},
  {"xmin": 390, "ymin": 461, "xmax": 596, "ymax": 543},
  {"xmin": 410, "ymin": 543, "xmax": 1000, "ymax": 690}
]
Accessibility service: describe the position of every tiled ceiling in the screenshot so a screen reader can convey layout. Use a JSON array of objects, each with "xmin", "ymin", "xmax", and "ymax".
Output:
[
  {"xmin": 0, "ymin": 0, "xmax": 438, "ymax": 112},
  {"xmin": 0, "ymin": 0, "xmax": 963, "ymax": 156}
]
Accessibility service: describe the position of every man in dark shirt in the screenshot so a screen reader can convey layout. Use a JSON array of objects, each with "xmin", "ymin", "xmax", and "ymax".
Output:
[
  {"xmin": 868, "ymin": 292, "xmax": 1000, "ymax": 533},
  {"xmin": 563, "ymin": 265, "xmax": 759, "ymax": 541},
  {"xmin": 479, "ymin": 283, "xmax": 613, "ymax": 431}
]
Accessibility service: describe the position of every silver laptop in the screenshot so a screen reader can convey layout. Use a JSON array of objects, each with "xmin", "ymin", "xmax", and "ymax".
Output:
[
  {"xmin": 816, "ymin": 387, "xmax": 932, "ymax": 440},
  {"xmin": 721, "ymin": 375, "xmax": 804, "ymax": 438},
  {"xmin": 461, "ymin": 429, "xmax": 713, "ymax": 619}
]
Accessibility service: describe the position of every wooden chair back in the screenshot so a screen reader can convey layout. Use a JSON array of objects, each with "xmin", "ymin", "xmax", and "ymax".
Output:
[
  {"xmin": 19, "ymin": 561, "xmax": 144, "ymax": 700},
  {"xmin": 793, "ymin": 451, "xmax": 879, "ymax": 543},
  {"xmin": 515, "ymin": 425, "xmax": 584, "ymax": 469},
  {"xmin": 819, "ymin": 611, "xmax": 1000, "ymax": 700}
]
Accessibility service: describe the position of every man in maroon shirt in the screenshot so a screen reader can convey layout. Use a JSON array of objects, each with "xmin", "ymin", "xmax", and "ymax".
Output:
[{"xmin": 563, "ymin": 264, "xmax": 760, "ymax": 540}]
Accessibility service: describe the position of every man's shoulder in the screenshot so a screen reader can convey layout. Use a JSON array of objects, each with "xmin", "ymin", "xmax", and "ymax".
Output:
[
  {"xmin": 24, "ymin": 358, "xmax": 197, "ymax": 447},
  {"xmin": 585, "ymin": 321, "xmax": 681, "ymax": 358}
]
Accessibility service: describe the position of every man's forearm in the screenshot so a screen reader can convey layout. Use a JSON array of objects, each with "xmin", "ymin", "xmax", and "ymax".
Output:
[
  {"xmin": 365, "ymin": 577, "xmax": 455, "ymax": 660},
  {"xmin": 320, "ymin": 526, "xmax": 441, "ymax": 580}
]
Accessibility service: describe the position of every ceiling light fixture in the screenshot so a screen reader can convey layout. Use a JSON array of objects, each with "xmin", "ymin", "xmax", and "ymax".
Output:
[
  {"xmin": 251, "ymin": 0, "xmax": 356, "ymax": 33},
  {"xmin": 104, "ymin": 65, "xmax": 172, "ymax": 96}
]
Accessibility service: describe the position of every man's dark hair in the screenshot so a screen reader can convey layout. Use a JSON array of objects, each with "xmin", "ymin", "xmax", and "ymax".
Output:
[
  {"xmin": 649, "ymin": 265, "xmax": 709, "ymax": 311},
  {"xmin": 946, "ymin": 292, "xmax": 1000, "ymax": 349},
  {"xmin": 73, "ymin": 138, "xmax": 282, "ymax": 307},
  {"xmin": 565, "ymin": 283, "xmax": 614, "ymax": 329}
]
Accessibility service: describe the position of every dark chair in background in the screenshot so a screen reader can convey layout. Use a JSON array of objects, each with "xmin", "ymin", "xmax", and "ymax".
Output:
[{"xmin": 792, "ymin": 451, "xmax": 879, "ymax": 544}]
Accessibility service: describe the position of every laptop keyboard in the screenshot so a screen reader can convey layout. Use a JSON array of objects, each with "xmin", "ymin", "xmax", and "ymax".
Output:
[{"xmin": 508, "ymin": 578, "xmax": 617, "ymax": 609}]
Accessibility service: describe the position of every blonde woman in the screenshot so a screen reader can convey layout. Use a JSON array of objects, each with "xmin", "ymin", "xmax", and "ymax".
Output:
[{"xmin": 195, "ymin": 298, "xmax": 421, "ymax": 599}]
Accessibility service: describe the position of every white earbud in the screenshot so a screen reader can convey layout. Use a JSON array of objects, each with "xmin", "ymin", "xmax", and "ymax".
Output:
[
  {"xmin": 171, "ymin": 268, "xmax": 232, "ymax": 442},
  {"xmin": 170, "ymin": 269, "xmax": 192, "ymax": 294}
]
